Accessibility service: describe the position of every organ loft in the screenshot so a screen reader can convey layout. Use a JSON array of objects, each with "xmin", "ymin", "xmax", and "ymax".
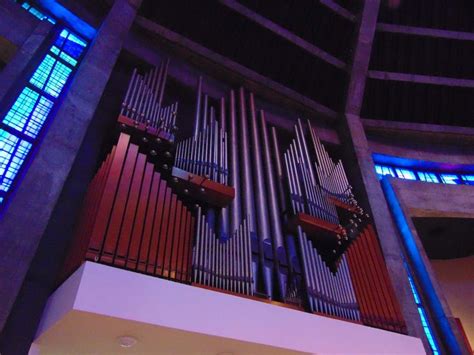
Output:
[{"xmin": 0, "ymin": 1, "xmax": 473, "ymax": 354}]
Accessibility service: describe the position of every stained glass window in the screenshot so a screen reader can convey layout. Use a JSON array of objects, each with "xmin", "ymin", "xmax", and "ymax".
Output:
[
  {"xmin": 0, "ymin": 9, "xmax": 88, "ymax": 206},
  {"xmin": 406, "ymin": 267, "xmax": 440, "ymax": 355},
  {"xmin": 375, "ymin": 164, "xmax": 472, "ymax": 186}
]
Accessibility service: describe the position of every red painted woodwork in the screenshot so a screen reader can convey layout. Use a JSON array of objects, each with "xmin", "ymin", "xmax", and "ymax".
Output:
[
  {"xmin": 118, "ymin": 114, "xmax": 174, "ymax": 143},
  {"xmin": 327, "ymin": 195, "xmax": 361, "ymax": 214},
  {"xmin": 289, "ymin": 212, "xmax": 346, "ymax": 245},
  {"xmin": 346, "ymin": 224, "xmax": 407, "ymax": 333},
  {"xmin": 171, "ymin": 167, "xmax": 235, "ymax": 207},
  {"xmin": 61, "ymin": 133, "xmax": 196, "ymax": 285}
]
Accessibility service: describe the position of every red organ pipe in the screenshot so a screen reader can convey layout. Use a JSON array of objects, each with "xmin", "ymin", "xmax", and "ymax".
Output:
[
  {"xmin": 347, "ymin": 225, "xmax": 407, "ymax": 333},
  {"xmin": 61, "ymin": 133, "xmax": 195, "ymax": 283},
  {"xmin": 60, "ymin": 66, "xmax": 409, "ymax": 336}
]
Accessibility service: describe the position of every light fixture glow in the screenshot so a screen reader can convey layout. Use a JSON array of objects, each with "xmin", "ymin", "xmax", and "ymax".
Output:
[{"xmin": 117, "ymin": 336, "xmax": 138, "ymax": 348}]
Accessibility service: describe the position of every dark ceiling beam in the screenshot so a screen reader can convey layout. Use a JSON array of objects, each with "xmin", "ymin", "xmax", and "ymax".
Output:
[
  {"xmin": 368, "ymin": 70, "xmax": 474, "ymax": 88},
  {"xmin": 362, "ymin": 118, "xmax": 474, "ymax": 142},
  {"xmin": 377, "ymin": 23, "xmax": 474, "ymax": 42},
  {"xmin": 134, "ymin": 16, "xmax": 338, "ymax": 121},
  {"xmin": 219, "ymin": 0, "xmax": 347, "ymax": 70},
  {"xmin": 319, "ymin": 0, "xmax": 356, "ymax": 22}
]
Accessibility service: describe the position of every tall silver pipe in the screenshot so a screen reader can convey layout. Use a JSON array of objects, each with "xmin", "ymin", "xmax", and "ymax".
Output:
[
  {"xmin": 260, "ymin": 111, "xmax": 285, "ymax": 298},
  {"xmin": 218, "ymin": 98, "xmax": 230, "ymax": 240},
  {"xmin": 229, "ymin": 90, "xmax": 242, "ymax": 234},
  {"xmin": 157, "ymin": 57, "xmax": 169, "ymax": 110},
  {"xmin": 238, "ymin": 89, "xmax": 257, "ymax": 294},
  {"xmin": 122, "ymin": 68, "xmax": 137, "ymax": 116},
  {"xmin": 193, "ymin": 76, "xmax": 203, "ymax": 139},
  {"xmin": 249, "ymin": 94, "xmax": 272, "ymax": 298}
]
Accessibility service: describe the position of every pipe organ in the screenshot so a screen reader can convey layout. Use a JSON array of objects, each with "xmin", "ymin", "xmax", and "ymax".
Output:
[{"xmin": 62, "ymin": 58, "xmax": 406, "ymax": 334}]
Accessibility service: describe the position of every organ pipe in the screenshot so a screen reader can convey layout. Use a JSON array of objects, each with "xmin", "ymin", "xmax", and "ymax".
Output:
[{"xmin": 62, "ymin": 61, "xmax": 407, "ymax": 334}]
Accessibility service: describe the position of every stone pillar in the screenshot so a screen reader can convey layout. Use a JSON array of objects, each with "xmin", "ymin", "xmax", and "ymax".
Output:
[
  {"xmin": 0, "ymin": 0, "xmax": 142, "ymax": 335},
  {"xmin": 337, "ymin": 0, "xmax": 429, "ymax": 351},
  {"xmin": 0, "ymin": 12, "xmax": 52, "ymax": 103}
]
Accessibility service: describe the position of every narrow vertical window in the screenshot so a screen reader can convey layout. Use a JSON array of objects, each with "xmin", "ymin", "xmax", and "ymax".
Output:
[
  {"xmin": 0, "ymin": 23, "xmax": 87, "ymax": 206},
  {"xmin": 405, "ymin": 265, "xmax": 440, "ymax": 355}
]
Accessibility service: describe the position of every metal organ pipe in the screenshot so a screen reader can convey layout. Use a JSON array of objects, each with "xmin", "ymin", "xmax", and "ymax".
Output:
[
  {"xmin": 260, "ymin": 111, "xmax": 286, "ymax": 299},
  {"xmin": 65, "ymin": 66, "xmax": 408, "ymax": 336},
  {"xmin": 238, "ymin": 88, "xmax": 258, "ymax": 295},
  {"xmin": 249, "ymin": 94, "xmax": 273, "ymax": 298}
]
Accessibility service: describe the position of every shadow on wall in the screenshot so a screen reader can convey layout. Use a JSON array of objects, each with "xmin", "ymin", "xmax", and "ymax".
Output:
[{"xmin": 430, "ymin": 256, "xmax": 474, "ymax": 349}]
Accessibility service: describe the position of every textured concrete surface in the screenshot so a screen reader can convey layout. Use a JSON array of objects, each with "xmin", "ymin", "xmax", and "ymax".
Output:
[
  {"xmin": 339, "ymin": 0, "xmax": 429, "ymax": 351},
  {"xmin": 0, "ymin": 0, "xmax": 142, "ymax": 352},
  {"xmin": 0, "ymin": 1, "xmax": 52, "ymax": 104},
  {"xmin": 393, "ymin": 179, "xmax": 474, "ymax": 219},
  {"xmin": 390, "ymin": 179, "xmax": 472, "ymax": 354},
  {"xmin": 0, "ymin": 0, "xmax": 38, "ymax": 47}
]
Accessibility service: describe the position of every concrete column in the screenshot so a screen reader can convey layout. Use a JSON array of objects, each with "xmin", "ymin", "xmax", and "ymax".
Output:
[
  {"xmin": 0, "ymin": 21, "xmax": 53, "ymax": 103},
  {"xmin": 0, "ymin": 0, "xmax": 142, "ymax": 335},
  {"xmin": 337, "ymin": 0, "xmax": 429, "ymax": 351}
]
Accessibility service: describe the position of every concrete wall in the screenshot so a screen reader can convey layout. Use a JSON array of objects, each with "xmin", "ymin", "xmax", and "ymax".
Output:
[
  {"xmin": 391, "ymin": 179, "xmax": 474, "ymax": 219},
  {"xmin": 0, "ymin": 0, "xmax": 38, "ymax": 47},
  {"xmin": 431, "ymin": 256, "xmax": 474, "ymax": 348}
]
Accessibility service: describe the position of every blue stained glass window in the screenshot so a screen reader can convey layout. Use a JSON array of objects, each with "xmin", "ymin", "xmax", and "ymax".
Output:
[
  {"xmin": 44, "ymin": 61, "xmax": 72, "ymax": 97},
  {"xmin": 0, "ymin": 130, "xmax": 32, "ymax": 193},
  {"xmin": 2, "ymin": 88, "xmax": 54, "ymax": 138},
  {"xmin": 18, "ymin": 1, "xmax": 56, "ymax": 24},
  {"xmin": 29, "ymin": 55, "xmax": 73, "ymax": 97},
  {"xmin": 461, "ymin": 175, "xmax": 474, "ymax": 185},
  {"xmin": 395, "ymin": 168, "xmax": 417, "ymax": 180},
  {"xmin": 30, "ymin": 55, "xmax": 56, "ymax": 89},
  {"xmin": 406, "ymin": 268, "xmax": 440, "ymax": 355},
  {"xmin": 3, "ymin": 88, "xmax": 39, "ymax": 132},
  {"xmin": 374, "ymin": 164, "xmax": 396, "ymax": 180},
  {"xmin": 375, "ymin": 163, "xmax": 472, "ymax": 186},
  {"xmin": 0, "ymin": 9, "xmax": 88, "ymax": 206},
  {"xmin": 54, "ymin": 30, "xmax": 87, "ymax": 60},
  {"xmin": 417, "ymin": 172, "xmax": 439, "ymax": 183},
  {"xmin": 59, "ymin": 52, "xmax": 78, "ymax": 67},
  {"xmin": 439, "ymin": 174, "xmax": 460, "ymax": 185},
  {"xmin": 25, "ymin": 96, "xmax": 54, "ymax": 137}
]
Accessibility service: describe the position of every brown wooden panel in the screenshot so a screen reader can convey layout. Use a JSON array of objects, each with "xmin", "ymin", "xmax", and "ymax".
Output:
[
  {"xmin": 163, "ymin": 194, "xmax": 178, "ymax": 278},
  {"xmin": 156, "ymin": 186, "xmax": 172, "ymax": 275},
  {"xmin": 169, "ymin": 200, "xmax": 183, "ymax": 279},
  {"xmin": 147, "ymin": 178, "xmax": 167, "ymax": 274},
  {"xmin": 171, "ymin": 167, "xmax": 235, "ymax": 207},
  {"xmin": 359, "ymin": 227, "xmax": 396, "ymax": 331},
  {"xmin": 103, "ymin": 143, "xmax": 139, "ymax": 257},
  {"xmin": 116, "ymin": 153, "xmax": 147, "ymax": 261},
  {"xmin": 174, "ymin": 206, "xmax": 188, "ymax": 281},
  {"xmin": 89, "ymin": 134, "xmax": 130, "ymax": 256},
  {"xmin": 138, "ymin": 171, "xmax": 161, "ymax": 272},
  {"xmin": 127, "ymin": 162, "xmax": 154, "ymax": 268},
  {"xmin": 346, "ymin": 243, "xmax": 371, "ymax": 326}
]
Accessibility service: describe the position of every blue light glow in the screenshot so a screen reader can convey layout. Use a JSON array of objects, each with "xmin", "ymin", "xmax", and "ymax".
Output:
[
  {"xmin": 395, "ymin": 168, "xmax": 417, "ymax": 180},
  {"xmin": 0, "ymin": 17, "xmax": 88, "ymax": 206},
  {"xmin": 417, "ymin": 172, "xmax": 439, "ymax": 183},
  {"xmin": 3, "ymin": 87, "xmax": 54, "ymax": 138},
  {"xmin": 406, "ymin": 266, "xmax": 440, "ymax": 354},
  {"xmin": 461, "ymin": 175, "xmax": 474, "ymax": 185},
  {"xmin": 19, "ymin": 1, "xmax": 56, "ymax": 24},
  {"xmin": 0, "ymin": 130, "xmax": 32, "ymax": 194},
  {"xmin": 375, "ymin": 163, "xmax": 472, "ymax": 186},
  {"xmin": 439, "ymin": 174, "xmax": 460, "ymax": 185},
  {"xmin": 382, "ymin": 177, "xmax": 462, "ymax": 355}
]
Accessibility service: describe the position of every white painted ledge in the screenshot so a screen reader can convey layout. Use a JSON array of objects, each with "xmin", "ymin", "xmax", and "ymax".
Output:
[{"xmin": 34, "ymin": 262, "xmax": 425, "ymax": 354}]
